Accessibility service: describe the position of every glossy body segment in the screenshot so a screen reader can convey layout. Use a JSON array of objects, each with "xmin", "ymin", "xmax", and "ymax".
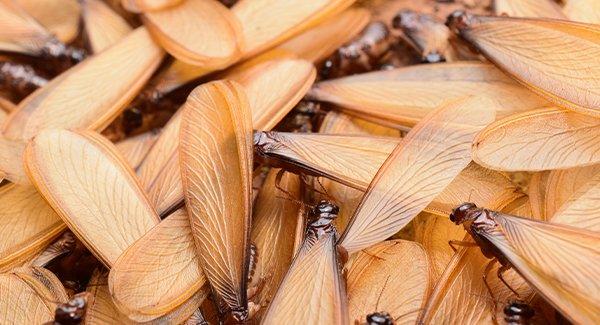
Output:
[
  {"xmin": 338, "ymin": 96, "xmax": 495, "ymax": 253},
  {"xmin": 179, "ymin": 81, "xmax": 252, "ymax": 319}
]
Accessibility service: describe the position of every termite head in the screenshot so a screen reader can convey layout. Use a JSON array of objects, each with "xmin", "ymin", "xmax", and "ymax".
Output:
[
  {"xmin": 231, "ymin": 307, "xmax": 249, "ymax": 322},
  {"xmin": 445, "ymin": 10, "xmax": 474, "ymax": 34},
  {"xmin": 253, "ymin": 131, "xmax": 278, "ymax": 157},
  {"xmin": 312, "ymin": 200, "xmax": 339, "ymax": 220},
  {"xmin": 54, "ymin": 292, "xmax": 89, "ymax": 325},
  {"xmin": 366, "ymin": 311, "xmax": 394, "ymax": 325},
  {"xmin": 392, "ymin": 9, "xmax": 418, "ymax": 31},
  {"xmin": 449, "ymin": 202, "xmax": 478, "ymax": 224},
  {"xmin": 504, "ymin": 300, "xmax": 535, "ymax": 323}
]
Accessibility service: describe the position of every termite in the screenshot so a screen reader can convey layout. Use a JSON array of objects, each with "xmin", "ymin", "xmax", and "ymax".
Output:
[{"xmin": 392, "ymin": 9, "xmax": 452, "ymax": 63}]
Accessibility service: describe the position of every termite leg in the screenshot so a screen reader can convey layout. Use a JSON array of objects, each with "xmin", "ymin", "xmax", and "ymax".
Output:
[
  {"xmin": 498, "ymin": 264, "xmax": 520, "ymax": 297},
  {"xmin": 483, "ymin": 259, "xmax": 498, "ymax": 306},
  {"xmin": 448, "ymin": 240, "xmax": 478, "ymax": 253},
  {"xmin": 274, "ymin": 169, "xmax": 295, "ymax": 199}
]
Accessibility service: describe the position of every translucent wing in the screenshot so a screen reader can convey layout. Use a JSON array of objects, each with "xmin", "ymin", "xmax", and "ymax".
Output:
[
  {"xmin": 122, "ymin": 0, "xmax": 182, "ymax": 13},
  {"xmin": 545, "ymin": 165, "xmax": 600, "ymax": 219},
  {"xmin": 81, "ymin": 0, "xmax": 132, "ymax": 53},
  {"xmin": 0, "ymin": 273, "xmax": 54, "ymax": 324},
  {"xmin": 229, "ymin": 58, "xmax": 316, "ymax": 131},
  {"xmin": 473, "ymin": 108, "xmax": 600, "ymax": 171},
  {"xmin": 563, "ymin": 0, "xmax": 600, "ymax": 24},
  {"xmin": 139, "ymin": 60, "xmax": 312, "ymax": 216},
  {"xmin": 143, "ymin": 0, "xmax": 241, "ymax": 68},
  {"xmin": 453, "ymin": 14, "xmax": 600, "ymax": 117},
  {"xmin": 549, "ymin": 170, "xmax": 600, "ymax": 231},
  {"xmin": 277, "ymin": 8, "xmax": 370, "ymax": 63},
  {"xmin": 249, "ymin": 169, "xmax": 301, "ymax": 317},
  {"xmin": 15, "ymin": 0, "xmax": 81, "ymax": 43},
  {"xmin": 262, "ymin": 232, "xmax": 348, "ymax": 324},
  {"xmin": 115, "ymin": 130, "xmax": 160, "ymax": 169},
  {"xmin": 493, "ymin": 0, "xmax": 566, "ymax": 19},
  {"xmin": 3, "ymin": 27, "xmax": 164, "ymax": 140},
  {"xmin": 232, "ymin": 0, "xmax": 354, "ymax": 58},
  {"xmin": 0, "ymin": 185, "xmax": 64, "ymax": 272},
  {"xmin": 0, "ymin": 136, "xmax": 26, "ymax": 184},
  {"xmin": 308, "ymin": 62, "xmax": 546, "ymax": 127},
  {"xmin": 483, "ymin": 213, "xmax": 600, "ymax": 324},
  {"xmin": 0, "ymin": 0, "xmax": 53, "ymax": 55},
  {"xmin": 109, "ymin": 209, "xmax": 207, "ymax": 321},
  {"xmin": 24, "ymin": 129, "xmax": 160, "ymax": 267},
  {"xmin": 179, "ymin": 81, "xmax": 253, "ymax": 315},
  {"xmin": 92, "ymin": 269, "xmax": 206, "ymax": 324},
  {"xmin": 338, "ymin": 96, "xmax": 495, "ymax": 254},
  {"xmin": 347, "ymin": 240, "xmax": 429, "ymax": 325}
]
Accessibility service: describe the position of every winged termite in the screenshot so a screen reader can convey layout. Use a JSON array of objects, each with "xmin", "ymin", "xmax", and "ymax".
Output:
[
  {"xmin": 447, "ymin": 12, "xmax": 600, "ymax": 117},
  {"xmin": 179, "ymin": 81, "xmax": 252, "ymax": 320},
  {"xmin": 262, "ymin": 201, "xmax": 349, "ymax": 324},
  {"xmin": 338, "ymin": 96, "xmax": 495, "ymax": 254},
  {"xmin": 15, "ymin": 0, "xmax": 81, "ymax": 44},
  {"xmin": 449, "ymin": 203, "xmax": 600, "ymax": 324},
  {"xmin": 3, "ymin": 27, "xmax": 164, "ymax": 140},
  {"xmin": 248, "ymin": 169, "xmax": 301, "ymax": 318},
  {"xmin": 472, "ymin": 108, "xmax": 600, "ymax": 171},
  {"xmin": 0, "ymin": 185, "xmax": 64, "ymax": 273},
  {"xmin": 493, "ymin": 0, "xmax": 566, "ymax": 19},
  {"xmin": 0, "ymin": 60, "xmax": 48, "ymax": 99},
  {"xmin": 308, "ymin": 62, "xmax": 547, "ymax": 128},
  {"xmin": 276, "ymin": 8, "xmax": 370, "ymax": 63},
  {"xmin": 549, "ymin": 169, "xmax": 600, "ymax": 231},
  {"xmin": 232, "ymin": 0, "xmax": 355, "ymax": 58},
  {"xmin": 114, "ymin": 129, "xmax": 160, "ymax": 169},
  {"xmin": 122, "ymin": 0, "xmax": 183, "ymax": 13},
  {"xmin": 320, "ymin": 21, "xmax": 393, "ymax": 78},
  {"xmin": 563, "ymin": 0, "xmax": 600, "ymax": 24},
  {"xmin": 143, "ymin": 0, "xmax": 242, "ymax": 68},
  {"xmin": 109, "ymin": 209, "xmax": 208, "ymax": 321},
  {"xmin": 0, "ymin": 0, "xmax": 85, "ymax": 66},
  {"xmin": 392, "ymin": 10, "xmax": 454, "ymax": 63},
  {"xmin": 24, "ymin": 129, "xmax": 160, "ymax": 267},
  {"xmin": 544, "ymin": 165, "xmax": 600, "ymax": 220},
  {"xmin": 253, "ymin": 131, "xmax": 400, "ymax": 190},
  {"xmin": 81, "ymin": 0, "xmax": 132, "ymax": 54},
  {"xmin": 503, "ymin": 300, "xmax": 535, "ymax": 325},
  {"xmin": 346, "ymin": 240, "xmax": 430, "ymax": 325}
]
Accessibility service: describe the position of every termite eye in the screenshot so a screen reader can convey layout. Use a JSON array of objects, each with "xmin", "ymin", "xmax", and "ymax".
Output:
[
  {"xmin": 504, "ymin": 301, "xmax": 534, "ymax": 317},
  {"xmin": 366, "ymin": 311, "xmax": 393, "ymax": 325}
]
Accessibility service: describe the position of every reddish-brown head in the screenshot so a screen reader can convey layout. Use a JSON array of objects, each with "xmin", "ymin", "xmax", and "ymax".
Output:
[{"xmin": 450, "ymin": 202, "xmax": 478, "ymax": 224}]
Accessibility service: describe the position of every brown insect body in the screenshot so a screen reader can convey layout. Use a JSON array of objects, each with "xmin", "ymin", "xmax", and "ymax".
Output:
[
  {"xmin": 449, "ymin": 203, "xmax": 511, "ymax": 267},
  {"xmin": 278, "ymin": 99, "xmax": 323, "ymax": 133},
  {"xmin": 0, "ymin": 60, "xmax": 48, "ymax": 99},
  {"xmin": 504, "ymin": 300, "xmax": 535, "ymax": 325},
  {"xmin": 48, "ymin": 292, "xmax": 90, "ymax": 325},
  {"xmin": 392, "ymin": 9, "xmax": 451, "ymax": 63},
  {"xmin": 38, "ymin": 38, "xmax": 87, "ymax": 71},
  {"xmin": 366, "ymin": 311, "xmax": 394, "ymax": 325},
  {"xmin": 320, "ymin": 21, "xmax": 393, "ymax": 79},
  {"xmin": 307, "ymin": 200, "xmax": 340, "ymax": 240}
]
